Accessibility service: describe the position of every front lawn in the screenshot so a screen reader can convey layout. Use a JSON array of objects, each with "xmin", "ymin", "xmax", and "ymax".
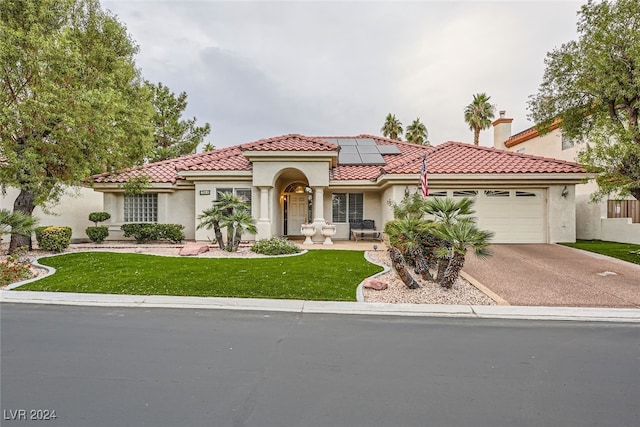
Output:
[
  {"xmin": 561, "ymin": 240, "xmax": 640, "ymax": 265},
  {"xmin": 19, "ymin": 250, "xmax": 383, "ymax": 301}
]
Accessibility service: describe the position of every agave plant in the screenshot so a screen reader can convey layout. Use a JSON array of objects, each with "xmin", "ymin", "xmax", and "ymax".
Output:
[{"xmin": 433, "ymin": 221, "xmax": 494, "ymax": 289}]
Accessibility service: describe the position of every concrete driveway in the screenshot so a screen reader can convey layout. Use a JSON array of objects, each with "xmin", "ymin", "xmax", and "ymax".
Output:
[{"xmin": 462, "ymin": 244, "xmax": 640, "ymax": 308}]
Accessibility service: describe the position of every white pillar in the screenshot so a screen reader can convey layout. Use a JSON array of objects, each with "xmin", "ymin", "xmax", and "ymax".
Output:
[
  {"xmin": 312, "ymin": 187, "xmax": 325, "ymax": 223},
  {"xmin": 256, "ymin": 186, "xmax": 272, "ymax": 240}
]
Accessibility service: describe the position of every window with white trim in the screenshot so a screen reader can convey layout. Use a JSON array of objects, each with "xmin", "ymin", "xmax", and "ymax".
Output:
[
  {"xmin": 124, "ymin": 193, "xmax": 158, "ymax": 222},
  {"xmin": 332, "ymin": 193, "xmax": 363, "ymax": 223},
  {"xmin": 216, "ymin": 187, "xmax": 252, "ymax": 211}
]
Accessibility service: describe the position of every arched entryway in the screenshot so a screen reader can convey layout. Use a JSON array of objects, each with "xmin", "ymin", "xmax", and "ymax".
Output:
[{"xmin": 282, "ymin": 181, "xmax": 312, "ymax": 236}]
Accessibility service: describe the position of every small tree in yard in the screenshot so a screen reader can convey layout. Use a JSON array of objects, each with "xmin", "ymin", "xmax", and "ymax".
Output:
[
  {"xmin": 86, "ymin": 212, "xmax": 111, "ymax": 243},
  {"xmin": 197, "ymin": 192, "xmax": 256, "ymax": 252},
  {"xmin": 432, "ymin": 221, "xmax": 494, "ymax": 289}
]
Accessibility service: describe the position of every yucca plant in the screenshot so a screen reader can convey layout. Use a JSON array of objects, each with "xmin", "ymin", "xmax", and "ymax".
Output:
[{"xmin": 433, "ymin": 221, "xmax": 494, "ymax": 289}]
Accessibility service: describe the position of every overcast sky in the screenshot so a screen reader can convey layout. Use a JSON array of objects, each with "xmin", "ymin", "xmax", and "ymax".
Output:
[{"xmin": 103, "ymin": 0, "xmax": 584, "ymax": 149}]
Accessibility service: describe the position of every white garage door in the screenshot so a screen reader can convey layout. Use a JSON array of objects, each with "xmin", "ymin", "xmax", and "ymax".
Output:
[{"xmin": 452, "ymin": 189, "xmax": 546, "ymax": 243}]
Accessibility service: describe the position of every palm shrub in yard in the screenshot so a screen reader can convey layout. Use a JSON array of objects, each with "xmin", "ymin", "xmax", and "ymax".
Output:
[
  {"xmin": 432, "ymin": 221, "xmax": 493, "ymax": 289},
  {"xmin": 198, "ymin": 192, "xmax": 256, "ymax": 252}
]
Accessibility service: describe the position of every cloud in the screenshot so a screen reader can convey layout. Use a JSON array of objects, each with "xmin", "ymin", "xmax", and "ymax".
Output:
[{"xmin": 104, "ymin": 0, "xmax": 583, "ymax": 148}]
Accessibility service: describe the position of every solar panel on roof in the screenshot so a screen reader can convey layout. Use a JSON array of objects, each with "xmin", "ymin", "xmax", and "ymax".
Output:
[
  {"xmin": 336, "ymin": 138, "xmax": 357, "ymax": 146},
  {"xmin": 355, "ymin": 138, "xmax": 376, "ymax": 146},
  {"xmin": 340, "ymin": 145, "xmax": 358, "ymax": 153},
  {"xmin": 357, "ymin": 145, "xmax": 379, "ymax": 154},
  {"xmin": 339, "ymin": 152, "xmax": 362, "ymax": 164},
  {"xmin": 359, "ymin": 153, "xmax": 385, "ymax": 164},
  {"xmin": 377, "ymin": 145, "xmax": 401, "ymax": 154}
]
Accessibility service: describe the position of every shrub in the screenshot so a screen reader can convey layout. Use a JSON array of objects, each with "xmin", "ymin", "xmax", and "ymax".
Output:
[
  {"xmin": 251, "ymin": 237, "xmax": 301, "ymax": 255},
  {"xmin": 37, "ymin": 226, "xmax": 72, "ymax": 252},
  {"xmin": 86, "ymin": 226, "xmax": 109, "ymax": 243},
  {"xmin": 156, "ymin": 224, "xmax": 185, "ymax": 243},
  {"xmin": 88, "ymin": 212, "xmax": 111, "ymax": 226},
  {"xmin": 121, "ymin": 223, "xmax": 185, "ymax": 244}
]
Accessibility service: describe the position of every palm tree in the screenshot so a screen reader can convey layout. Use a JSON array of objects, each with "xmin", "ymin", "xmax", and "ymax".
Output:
[
  {"xmin": 405, "ymin": 117, "xmax": 430, "ymax": 145},
  {"xmin": 385, "ymin": 217, "xmax": 434, "ymax": 282},
  {"xmin": 220, "ymin": 210, "xmax": 257, "ymax": 252},
  {"xmin": 380, "ymin": 113, "xmax": 403, "ymax": 140},
  {"xmin": 464, "ymin": 93, "xmax": 496, "ymax": 145},
  {"xmin": 202, "ymin": 142, "xmax": 216, "ymax": 152},
  {"xmin": 424, "ymin": 197, "xmax": 476, "ymax": 281},
  {"xmin": 1, "ymin": 209, "xmax": 37, "ymax": 254},
  {"xmin": 197, "ymin": 192, "xmax": 252, "ymax": 250},
  {"xmin": 432, "ymin": 221, "xmax": 494, "ymax": 289}
]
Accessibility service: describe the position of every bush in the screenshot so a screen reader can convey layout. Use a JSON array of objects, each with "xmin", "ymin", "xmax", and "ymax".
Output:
[
  {"xmin": 86, "ymin": 226, "xmax": 109, "ymax": 243},
  {"xmin": 121, "ymin": 223, "xmax": 185, "ymax": 244},
  {"xmin": 155, "ymin": 224, "xmax": 185, "ymax": 243},
  {"xmin": 0, "ymin": 260, "xmax": 33, "ymax": 286},
  {"xmin": 37, "ymin": 226, "xmax": 72, "ymax": 252},
  {"xmin": 88, "ymin": 212, "xmax": 111, "ymax": 226},
  {"xmin": 251, "ymin": 237, "xmax": 301, "ymax": 255}
]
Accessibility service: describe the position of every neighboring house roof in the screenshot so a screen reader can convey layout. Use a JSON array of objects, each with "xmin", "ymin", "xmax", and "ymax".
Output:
[
  {"xmin": 93, "ymin": 133, "xmax": 585, "ymax": 184},
  {"xmin": 505, "ymin": 120, "xmax": 561, "ymax": 148}
]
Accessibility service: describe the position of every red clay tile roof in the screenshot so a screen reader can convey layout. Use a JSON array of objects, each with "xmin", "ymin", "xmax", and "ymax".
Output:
[{"xmin": 93, "ymin": 133, "xmax": 585, "ymax": 184}]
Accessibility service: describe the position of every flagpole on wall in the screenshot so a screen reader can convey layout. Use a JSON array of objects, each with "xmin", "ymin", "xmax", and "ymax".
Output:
[{"xmin": 420, "ymin": 154, "xmax": 429, "ymax": 198}]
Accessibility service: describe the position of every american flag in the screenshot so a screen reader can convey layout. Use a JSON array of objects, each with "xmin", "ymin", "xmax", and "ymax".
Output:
[{"xmin": 420, "ymin": 155, "xmax": 429, "ymax": 198}]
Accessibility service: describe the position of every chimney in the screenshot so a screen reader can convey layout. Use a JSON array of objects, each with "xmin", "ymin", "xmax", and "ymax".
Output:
[{"xmin": 492, "ymin": 110, "xmax": 513, "ymax": 150}]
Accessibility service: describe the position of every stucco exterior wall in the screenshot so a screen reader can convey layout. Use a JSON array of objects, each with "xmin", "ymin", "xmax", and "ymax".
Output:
[
  {"xmin": 1, "ymin": 187, "xmax": 103, "ymax": 243},
  {"xmin": 600, "ymin": 218, "xmax": 640, "ymax": 244},
  {"xmin": 104, "ymin": 190, "xmax": 196, "ymax": 241},
  {"xmin": 547, "ymin": 185, "xmax": 576, "ymax": 243}
]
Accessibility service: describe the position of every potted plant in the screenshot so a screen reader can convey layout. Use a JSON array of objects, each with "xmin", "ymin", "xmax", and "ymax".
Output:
[
  {"xmin": 320, "ymin": 222, "xmax": 336, "ymax": 245},
  {"xmin": 300, "ymin": 223, "xmax": 316, "ymax": 245}
]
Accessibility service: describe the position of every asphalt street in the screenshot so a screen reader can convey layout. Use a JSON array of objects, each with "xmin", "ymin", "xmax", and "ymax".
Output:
[{"xmin": 1, "ymin": 303, "xmax": 639, "ymax": 427}]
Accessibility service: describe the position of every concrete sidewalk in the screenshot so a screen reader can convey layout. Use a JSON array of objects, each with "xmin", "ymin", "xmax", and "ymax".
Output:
[
  {"xmin": 2, "ymin": 289, "xmax": 639, "ymax": 323},
  {"xmin": 463, "ymin": 244, "xmax": 640, "ymax": 308}
]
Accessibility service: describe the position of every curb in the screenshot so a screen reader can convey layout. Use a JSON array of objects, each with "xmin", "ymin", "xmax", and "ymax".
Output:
[{"xmin": 2, "ymin": 290, "xmax": 639, "ymax": 323}]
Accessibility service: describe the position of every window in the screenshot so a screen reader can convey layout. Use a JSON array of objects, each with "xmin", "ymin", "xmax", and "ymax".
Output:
[
  {"xmin": 216, "ymin": 187, "xmax": 252, "ymax": 211},
  {"xmin": 332, "ymin": 193, "xmax": 363, "ymax": 223},
  {"xmin": 516, "ymin": 191, "xmax": 537, "ymax": 197},
  {"xmin": 561, "ymin": 135, "xmax": 575, "ymax": 150},
  {"xmin": 124, "ymin": 193, "xmax": 157, "ymax": 222},
  {"xmin": 485, "ymin": 190, "xmax": 510, "ymax": 197},
  {"xmin": 453, "ymin": 190, "xmax": 478, "ymax": 197}
]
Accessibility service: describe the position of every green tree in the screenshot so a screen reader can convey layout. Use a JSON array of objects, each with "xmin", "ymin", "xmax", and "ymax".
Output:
[
  {"xmin": 432, "ymin": 221, "xmax": 493, "ymax": 289},
  {"xmin": 405, "ymin": 117, "xmax": 430, "ymax": 146},
  {"xmin": 528, "ymin": 0, "xmax": 640, "ymax": 200},
  {"xmin": 380, "ymin": 113, "xmax": 403, "ymax": 140},
  {"xmin": 0, "ymin": 0, "xmax": 155, "ymax": 252},
  {"xmin": 464, "ymin": 93, "xmax": 496, "ymax": 145},
  {"xmin": 197, "ymin": 192, "xmax": 255, "ymax": 252},
  {"xmin": 147, "ymin": 81, "xmax": 211, "ymax": 162}
]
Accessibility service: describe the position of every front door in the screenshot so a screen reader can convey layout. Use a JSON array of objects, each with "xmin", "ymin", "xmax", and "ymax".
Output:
[{"xmin": 287, "ymin": 194, "xmax": 308, "ymax": 236}]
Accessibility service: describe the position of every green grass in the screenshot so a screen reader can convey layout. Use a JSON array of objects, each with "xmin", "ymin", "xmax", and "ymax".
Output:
[
  {"xmin": 19, "ymin": 250, "xmax": 383, "ymax": 301},
  {"xmin": 561, "ymin": 240, "xmax": 640, "ymax": 265}
]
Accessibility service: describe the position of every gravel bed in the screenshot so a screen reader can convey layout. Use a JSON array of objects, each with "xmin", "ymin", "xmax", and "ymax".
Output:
[{"xmin": 364, "ymin": 250, "xmax": 496, "ymax": 305}]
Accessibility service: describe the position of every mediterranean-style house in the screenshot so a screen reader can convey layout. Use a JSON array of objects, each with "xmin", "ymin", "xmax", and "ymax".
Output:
[
  {"xmin": 91, "ymin": 133, "xmax": 588, "ymax": 244},
  {"xmin": 492, "ymin": 111, "xmax": 640, "ymax": 244}
]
